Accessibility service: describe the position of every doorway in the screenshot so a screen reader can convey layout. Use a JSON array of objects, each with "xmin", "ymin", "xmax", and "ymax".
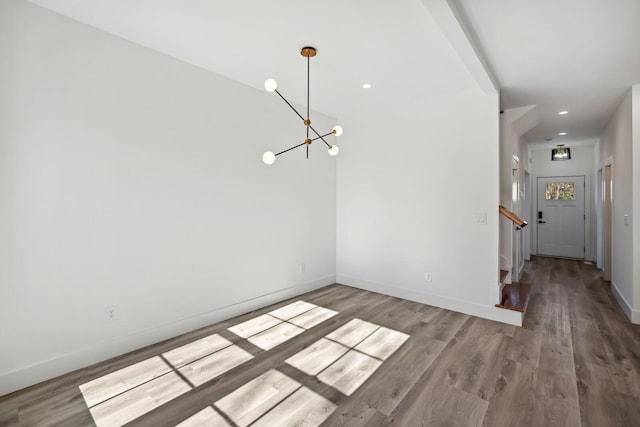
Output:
[
  {"xmin": 603, "ymin": 164, "xmax": 612, "ymax": 280},
  {"xmin": 512, "ymin": 156, "xmax": 523, "ymax": 281},
  {"xmin": 537, "ymin": 176, "xmax": 585, "ymax": 258},
  {"xmin": 524, "ymin": 170, "xmax": 531, "ymax": 262}
]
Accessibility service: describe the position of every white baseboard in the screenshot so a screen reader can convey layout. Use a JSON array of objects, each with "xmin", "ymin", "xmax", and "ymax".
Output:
[
  {"xmin": 0, "ymin": 275, "xmax": 335, "ymax": 397},
  {"xmin": 337, "ymin": 274, "xmax": 522, "ymax": 327},
  {"xmin": 611, "ymin": 282, "xmax": 640, "ymax": 325}
]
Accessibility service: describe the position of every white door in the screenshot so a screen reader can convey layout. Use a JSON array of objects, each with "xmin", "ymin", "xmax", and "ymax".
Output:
[{"xmin": 537, "ymin": 176, "xmax": 585, "ymax": 258}]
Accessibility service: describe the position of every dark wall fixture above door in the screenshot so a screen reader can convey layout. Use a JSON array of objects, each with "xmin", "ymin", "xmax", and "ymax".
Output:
[{"xmin": 551, "ymin": 144, "xmax": 571, "ymax": 161}]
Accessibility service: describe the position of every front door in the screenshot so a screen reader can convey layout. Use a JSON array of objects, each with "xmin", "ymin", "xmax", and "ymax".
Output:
[{"xmin": 537, "ymin": 176, "xmax": 585, "ymax": 258}]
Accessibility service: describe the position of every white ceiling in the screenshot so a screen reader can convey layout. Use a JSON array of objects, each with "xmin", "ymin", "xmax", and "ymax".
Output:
[
  {"xmin": 27, "ymin": 0, "xmax": 479, "ymax": 119},
  {"xmin": 27, "ymin": 0, "xmax": 639, "ymax": 146},
  {"xmin": 452, "ymin": 0, "xmax": 640, "ymax": 144}
]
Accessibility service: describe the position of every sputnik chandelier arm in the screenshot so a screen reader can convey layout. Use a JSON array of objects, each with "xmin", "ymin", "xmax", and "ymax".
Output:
[{"xmin": 262, "ymin": 46, "xmax": 343, "ymax": 165}]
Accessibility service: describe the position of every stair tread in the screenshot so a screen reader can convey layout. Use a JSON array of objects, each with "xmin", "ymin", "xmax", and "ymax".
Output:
[
  {"xmin": 499, "ymin": 269, "xmax": 509, "ymax": 284},
  {"xmin": 495, "ymin": 283, "xmax": 531, "ymax": 312}
]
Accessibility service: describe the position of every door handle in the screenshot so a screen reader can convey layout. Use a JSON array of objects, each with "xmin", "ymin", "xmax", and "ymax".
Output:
[{"xmin": 538, "ymin": 220, "xmax": 546, "ymax": 224}]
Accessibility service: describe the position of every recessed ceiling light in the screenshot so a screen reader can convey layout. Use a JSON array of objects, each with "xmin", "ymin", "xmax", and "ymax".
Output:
[
  {"xmin": 558, "ymin": 132, "xmax": 567, "ymax": 136},
  {"xmin": 362, "ymin": 83, "xmax": 371, "ymax": 89},
  {"xmin": 558, "ymin": 111, "xmax": 568, "ymax": 115}
]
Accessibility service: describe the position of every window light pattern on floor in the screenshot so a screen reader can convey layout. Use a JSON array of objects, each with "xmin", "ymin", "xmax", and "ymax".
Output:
[
  {"xmin": 175, "ymin": 407, "xmax": 229, "ymax": 426},
  {"xmin": 213, "ymin": 369, "xmax": 336, "ymax": 427},
  {"xmin": 228, "ymin": 300, "xmax": 338, "ymax": 350},
  {"xmin": 286, "ymin": 318, "xmax": 410, "ymax": 395},
  {"xmin": 79, "ymin": 333, "xmax": 253, "ymax": 427},
  {"xmin": 79, "ymin": 300, "xmax": 339, "ymax": 426}
]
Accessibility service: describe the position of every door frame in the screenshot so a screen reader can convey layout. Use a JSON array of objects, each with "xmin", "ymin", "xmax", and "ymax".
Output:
[
  {"xmin": 596, "ymin": 167, "xmax": 603, "ymax": 269},
  {"xmin": 524, "ymin": 169, "xmax": 531, "ymax": 261},
  {"xmin": 511, "ymin": 155, "xmax": 522, "ymax": 281},
  {"xmin": 603, "ymin": 161, "xmax": 613, "ymax": 280}
]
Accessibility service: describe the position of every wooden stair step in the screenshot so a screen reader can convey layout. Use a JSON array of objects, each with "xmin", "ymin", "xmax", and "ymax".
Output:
[
  {"xmin": 495, "ymin": 283, "xmax": 531, "ymax": 313},
  {"xmin": 499, "ymin": 269, "xmax": 509, "ymax": 285}
]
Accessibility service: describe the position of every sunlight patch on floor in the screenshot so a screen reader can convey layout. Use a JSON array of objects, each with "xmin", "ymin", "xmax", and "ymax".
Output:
[
  {"xmin": 79, "ymin": 300, "xmax": 341, "ymax": 426},
  {"xmin": 175, "ymin": 407, "xmax": 231, "ymax": 426},
  {"xmin": 79, "ymin": 356, "xmax": 172, "ymax": 408},
  {"xmin": 88, "ymin": 371, "xmax": 191, "ymax": 427},
  {"xmin": 178, "ymin": 344, "xmax": 253, "ymax": 387},
  {"xmin": 286, "ymin": 318, "xmax": 410, "ymax": 396},
  {"xmin": 213, "ymin": 369, "xmax": 336, "ymax": 427},
  {"xmin": 228, "ymin": 301, "xmax": 338, "ymax": 351},
  {"xmin": 79, "ymin": 333, "xmax": 254, "ymax": 427}
]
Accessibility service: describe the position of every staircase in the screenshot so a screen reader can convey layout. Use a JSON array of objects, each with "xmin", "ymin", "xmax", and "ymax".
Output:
[
  {"xmin": 496, "ymin": 206, "xmax": 532, "ymax": 318},
  {"xmin": 495, "ymin": 269, "xmax": 531, "ymax": 312}
]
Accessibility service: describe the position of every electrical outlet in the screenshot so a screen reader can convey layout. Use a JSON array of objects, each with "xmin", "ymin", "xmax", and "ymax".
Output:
[
  {"xmin": 299, "ymin": 263, "xmax": 306, "ymax": 274},
  {"xmin": 424, "ymin": 272, "xmax": 432, "ymax": 282},
  {"xmin": 105, "ymin": 306, "xmax": 118, "ymax": 322}
]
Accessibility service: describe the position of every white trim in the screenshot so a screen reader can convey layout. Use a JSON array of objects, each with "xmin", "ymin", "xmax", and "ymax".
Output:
[
  {"xmin": 337, "ymin": 275, "xmax": 522, "ymax": 327},
  {"xmin": 596, "ymin": 167, "xmax": 603, "ymax": 269},
  {"xmin": 0, "ymin": 276, "xmax": 335, "ymax": 396},
  {"xmin": 611, "ymin": 282, "xmax": 640, "ymax": 324},
  {"xmin": 523, "ymin": 169, "xmax": 531, "ymax": 261}
]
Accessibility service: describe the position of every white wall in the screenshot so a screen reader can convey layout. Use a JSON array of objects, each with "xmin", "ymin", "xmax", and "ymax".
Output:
[
  {"xmin": 599, "ymin": 89, "xmax": 638, "ymax": 323},
  {"xmin": 336, "ymin": 90, "xmax": 518, "ymax": 325},
  {"xmin": 529, "ymin": 143, "xmax": 597, "ymax": 261},
  {"xmin": 0, "ymin": 0, "xmax": 337, "ymax": 394}
]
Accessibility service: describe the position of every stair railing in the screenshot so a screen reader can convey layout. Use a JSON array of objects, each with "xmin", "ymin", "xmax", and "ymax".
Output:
[{"xmin": 499, "ymin": 205, "xmax": 528, "ymax": 228}]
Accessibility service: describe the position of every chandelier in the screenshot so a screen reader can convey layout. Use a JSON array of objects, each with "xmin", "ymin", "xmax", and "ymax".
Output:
[
  {"xmin": 262, "ymin": 46, "xmax": 343, "ymax": 165},
  {"xmin": 551, "ymin": 144, "xmax": 571, "ymax": 161}
]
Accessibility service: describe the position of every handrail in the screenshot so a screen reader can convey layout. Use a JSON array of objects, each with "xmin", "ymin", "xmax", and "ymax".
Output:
[{"xmin": 499, "ymin": 205, "xmax": 528, "ymax": 228}]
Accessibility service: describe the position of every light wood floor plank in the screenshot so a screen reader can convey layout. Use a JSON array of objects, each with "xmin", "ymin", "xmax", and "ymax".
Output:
[
  {"xmin": 79, "ymin": 356, "xmax": 172, "ymax": 407},
  {"xmin": 89, "ymin": 371, "xmax": 191, "ymax": 427},
  {"xmin": 288, "ymin": 306, "xmax": 338, "ymax": 329},
  {"xmin": 175, "ymin": 407, "xmax": 231, "ymax": 427},
  {"xmin": 354, "ymin": 327, "xmax": 409, "ymax": 361},
  {"xmin": 227, "ymin": 314, "xmax": 281, "ymax": 339},
  {"xmin": 325, "ymin": 318, "xmax": 380, "ymax": 348},
  {"xmin": 285, "ymin": 338, "xmax": 349, "ymax": 376},
  {"xmin": 162, "ymin": 333, "xmax": 233, "ymax": 368},
  {"xmin": 247, "ymin": 322, "xmax": 305, "ymax": 351},
  {"xmin": 268, "ymin": 300, "xmax": 317, "ymax": 321},
  {"xmin": 317, "ymin": 350, "xmax": 383, "ymax": 396},
  {"xmin": 214, "ymin": 369, "xmax": 299, "ymax": 427},
  {"xmin": 251, "ymin": 386, "xmax": 336, "ymax": 427},
  {"xmin": 178, "ymin": 345, "xmax": 253, "ymax": 387}
]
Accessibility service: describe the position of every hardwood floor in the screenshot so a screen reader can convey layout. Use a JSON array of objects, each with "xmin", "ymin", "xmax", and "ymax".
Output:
[{"xmin": 1, "ymin": 256, "xmax": 639, "ymax": 426}]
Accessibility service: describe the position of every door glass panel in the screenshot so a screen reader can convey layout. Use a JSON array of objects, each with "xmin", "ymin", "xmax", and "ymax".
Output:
[{"xmin": 545, "ymin": 182, "xmax": 575, "ymax": 200}]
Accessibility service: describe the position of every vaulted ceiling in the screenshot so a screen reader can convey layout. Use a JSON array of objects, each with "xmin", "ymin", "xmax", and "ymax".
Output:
[
  {"xmin": 27, "ymin": 0, "xmax": 640, "ymax": 146},
  {"xmin": 27, "ymin": 0, "xmax": 478, "ymax": 119}
]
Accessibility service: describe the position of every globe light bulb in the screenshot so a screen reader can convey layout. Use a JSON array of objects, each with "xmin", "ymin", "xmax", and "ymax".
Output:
[
  {"xmin": 328, "ymin": 145, "xmax": 339, "ymax": 156},
  {"xmin": 264, "ymin": 79, "xmax": 278, "ymax": 92},
  {"xmin": 332, "ymin": 125, "xmax": 343, "ymax": 136},
  {"xmin": 262, "ymin": 151, "xmax": 276, "ymax": 164}
]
